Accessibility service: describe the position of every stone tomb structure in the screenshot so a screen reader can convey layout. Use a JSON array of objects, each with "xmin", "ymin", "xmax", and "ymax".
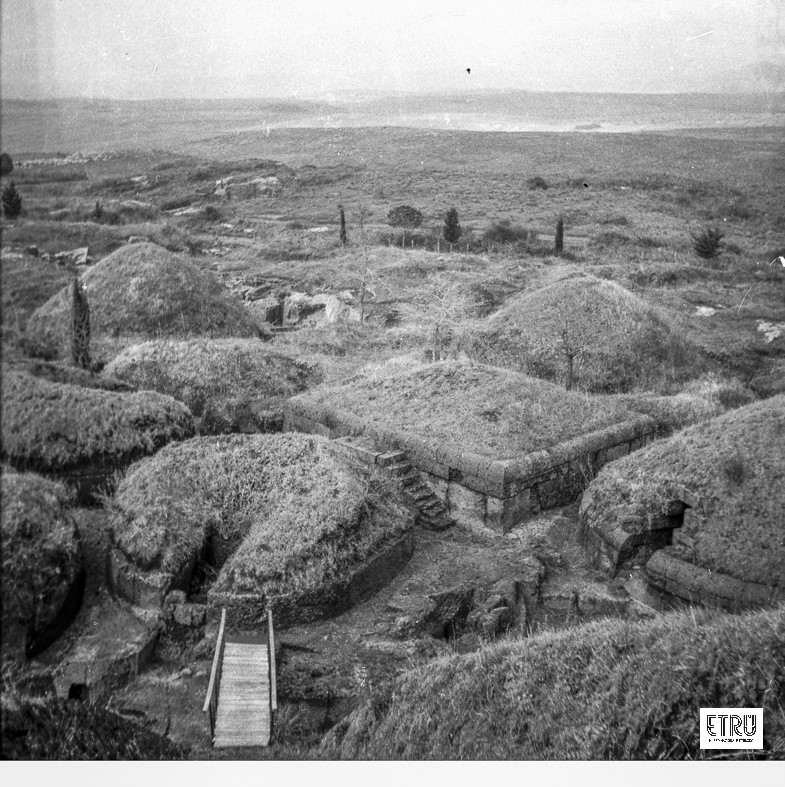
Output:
[{"xmin": 284, "ymin": 399, "xmax": 659, "ymax": 533}]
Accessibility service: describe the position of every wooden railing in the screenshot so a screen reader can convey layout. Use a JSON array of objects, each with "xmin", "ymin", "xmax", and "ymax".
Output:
[
  {"xmin": 202, "ymin": 607, "xmax": 227, "ymax": 742},
  {"xmin": 267, "ymin": 608, "xmax": 277, "ymax": 717}
]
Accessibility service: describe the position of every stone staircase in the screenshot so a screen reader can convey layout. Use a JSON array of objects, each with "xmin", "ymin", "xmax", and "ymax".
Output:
[{"xmin": 331, "ymin": 436, "xmax": 453, "ymax": 531}]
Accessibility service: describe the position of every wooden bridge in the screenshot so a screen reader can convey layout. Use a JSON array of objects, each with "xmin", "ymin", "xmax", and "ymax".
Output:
[{"xmin": 203, "ymin": 608, "xmax": 277, "ymax": 749}]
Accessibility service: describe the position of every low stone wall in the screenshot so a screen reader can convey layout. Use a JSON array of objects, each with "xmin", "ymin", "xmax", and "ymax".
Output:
[
  {"xmin": 645, "ymin": 548, "xmax": 785, "ymax": 612},
  {"xmin": 208, "ymin": 530, "xmax": 415, "ymax": 631},
  {"xmin": 284, "ymin": 399, "xmax": 659, "ymax": 533}
]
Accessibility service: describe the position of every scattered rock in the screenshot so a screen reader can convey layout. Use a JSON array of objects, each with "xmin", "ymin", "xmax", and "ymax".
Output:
[{"xmin": 54, "ymin": 247, "xmax": 90, "ymax": 266}]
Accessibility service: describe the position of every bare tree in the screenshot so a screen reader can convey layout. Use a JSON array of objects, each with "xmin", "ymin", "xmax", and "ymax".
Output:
[
  {"xmin": 401, "ymin": 272, "xmax": 474, "ymax": 361},
  {"xmin": 557, "ymin": 317, "xmax": 584, "ymax": 390}
]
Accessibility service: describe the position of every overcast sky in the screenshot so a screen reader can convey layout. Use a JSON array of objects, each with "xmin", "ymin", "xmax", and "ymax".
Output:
[{"xmin": 1, "ymin": 1, "xmax": 781, "ymax": 99}]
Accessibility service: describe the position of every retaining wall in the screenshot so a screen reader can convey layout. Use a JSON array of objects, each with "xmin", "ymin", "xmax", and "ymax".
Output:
[
  {"xmin": 284, "ymin": 398, "xmax": 659, "ymax": 533},
  {"xmin": 646, "ymin": 548, "xmax": 785, "ymax": 612}
]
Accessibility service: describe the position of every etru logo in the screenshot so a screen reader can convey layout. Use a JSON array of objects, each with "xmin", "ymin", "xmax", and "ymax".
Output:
[{"xmin": 700, "ymin": 708, "xmax": 763, "ymax": 750}]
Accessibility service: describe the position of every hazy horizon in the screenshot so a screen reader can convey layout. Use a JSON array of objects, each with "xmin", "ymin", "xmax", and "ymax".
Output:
[{"xmin": 2, "ymin": 1, "xmax": 784, "ymax": 101}]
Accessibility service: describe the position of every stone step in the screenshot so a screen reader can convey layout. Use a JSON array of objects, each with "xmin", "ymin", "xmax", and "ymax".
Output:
[
  {"xmin": 377, "ymin": 451, "xmax": 407, "ymax": 467},
  {"xmin": 420, "ymin": 499, "xmax": 445, "ymax": 514},
  {"xmin": 407, "ymin": 487, "xmax": 433, "ymax": 502},
  {"xmin": 418, "ymin": 512, "xmax": 453, "ymax": 531},
  {"xmin": 400, "ymin": 472, "xmax": 420, "ymax": 487},
  {"xmin": 386, "ymin": 461, "xmax": 413, "ymax": 477}
]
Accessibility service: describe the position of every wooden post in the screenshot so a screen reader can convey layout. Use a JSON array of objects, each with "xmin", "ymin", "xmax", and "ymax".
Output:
[
  {"xmin": 267, "ymin": 608, "xmax": 277, "ymax": 714},
  {"xmin": 203, "ymin": 608, "xmax": 227, "ymax": 743}
]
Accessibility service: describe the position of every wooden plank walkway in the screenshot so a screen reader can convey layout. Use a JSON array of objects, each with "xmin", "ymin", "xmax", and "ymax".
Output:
[{"xmin": 213, "ymin": 641, "xmax": 270, "ymax": 749}]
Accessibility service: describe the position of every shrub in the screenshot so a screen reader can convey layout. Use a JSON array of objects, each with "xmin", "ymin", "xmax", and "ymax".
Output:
[
  {"xmin": 0, "ymin": 151, "xmax": 13, "ymax": 176},
  {"xmin": 2, "ymin": 181, "xmax": 22, "ymax": 219},
  {"xmin": 482, "ymin": 219, "xmax": 528, "ymax": 246},
  {"xmin": 526, "ymin": 176, "xmax": 548, "ymax": 190},
  {"xmin": 692, "ymin": 226, "xmax": 725, "ymax": 259},
  {"xmin": 387, "ymin": 205, "xmax": 423, "ymax": 230}
]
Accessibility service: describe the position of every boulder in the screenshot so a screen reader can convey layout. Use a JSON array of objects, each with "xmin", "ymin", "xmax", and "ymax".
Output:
[{"xmin": 54, "ymin": 247, "xmax": 90, "ymax": 266}]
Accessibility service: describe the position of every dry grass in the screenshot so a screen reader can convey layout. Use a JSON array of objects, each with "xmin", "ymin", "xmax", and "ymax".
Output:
[
  {"xmin": 25, "ymin": 242, "xmax": 263, "ymax": 363},
  {"xmin": 468, "ymin": 275, "xmax": 706, "ymax": 393},
  {"xmin": 1, "ymin": 470, "xmax": 81, "ymax": 639},
  {"xmin": 1, "ymin": 661, "xmax": 185, "ymax": 760},
  {"xmin": 610, "ymin": 373, "xmax": 756, "ymax": 432},
  {"xmin": 1, "ymin": 368, "xmax": 194, "ymax": 470},
  {"xmin": 297, "ymin": 359, "xmax": 634, "ymax": 458},
  {"xmin": 104, "ymin": 338, "xmax": 322, "ymax": 434},
  {"xmin": 322, "ymin": 605, "xmax": 785, "ymax": 760},
  {"xmin": 580, "ymin": 395, "xmax": 785, "ymax": 587},
  {"xmin": 109, "ymin": 433, "xmax": 408, "ymax": 599}
]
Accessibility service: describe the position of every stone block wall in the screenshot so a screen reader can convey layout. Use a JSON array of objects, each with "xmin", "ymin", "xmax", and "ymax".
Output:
[{"xmin": 284, "ymin": 399, "xmax": 659, "ymax": 533}]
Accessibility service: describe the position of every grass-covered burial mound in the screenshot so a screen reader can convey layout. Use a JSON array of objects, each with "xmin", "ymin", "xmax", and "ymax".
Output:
[
  {"xmin": 469, "ymin": 275, "xmax": 702, "ymax": 393},
  {"xmin": 297, "ymin": 360, "xmax": 634, "ymax": 458},
  {"xmin": 580, "ymin": 396, "xmax": 785, "ymax": 606},
  {"xmin": 1, "ymin": 471, "xmax": 84, "ymax": 659},
  {"xmin": 108, "ymin": 433, "xmax": 414, "ymax": 625},
  {"xmin": 1, "ymin": 369, "xmax": 194, "ymax": 496},
  {"xmin": 25, "ymin": 242, "xmax": 264, "ymax": 363},
  {"xmin": 321, "ymin": 606, "xmax": 785, "ymax": 760},
  {"xmin": 104, "ymin": 338, "xmax": 322, "ymax": 434}
]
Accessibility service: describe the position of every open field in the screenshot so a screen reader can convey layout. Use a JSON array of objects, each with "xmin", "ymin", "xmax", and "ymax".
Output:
[{"xmin": 2, "ymin": 94, "xmax": 784, "ymax": 760}]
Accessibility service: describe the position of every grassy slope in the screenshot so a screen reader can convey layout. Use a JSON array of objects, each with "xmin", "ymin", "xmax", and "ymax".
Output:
[
  {"xmin": 1, "ymin": 470, "xmax": 81, "ymax": 636},
  {"xmin": 469, "ymin": 275, "xmax": 705, "ymax": 393},
  {"xmin": 299, "ymin": 359, "xmax": 634, "ymax": 458},
  {"xmin": 322, "ymin": 606, "xmax": 785, "ymax": 760},
  {"xmin": 1, "ymin": 369, "xmax": 194, "ymax": 469},
  {"xmin": 24, "ymin": 242, "xmax": 263, "ymax": 362},
  {"xmin": 104, "ymin": 338, "xmax": 322, "ymax": 433},
  {"xmin": 580, "ymin": 395, "xmax": 785, "ymax": 586},
  {"xmin": 110, "ymin": 434, "xmax": 407, "ymax": 597},
  {"xmin": 1, "ymin": 665, "xmax": 185, "ymax": 760}
]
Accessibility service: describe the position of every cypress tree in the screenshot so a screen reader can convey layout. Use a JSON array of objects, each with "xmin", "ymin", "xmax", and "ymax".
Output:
[
  {"xmin": 339, "ymin": 204, "xmax": 347, "ymax": 247},
  {"xmin": 71, "ymin": 277, "xmax": 92, "ymax": 370},
  {"xmin": 443, "ymin": 208, "xmax": 462, "ymax": 250},
  {"xmin": 2, "ymin": 181, "xmax": 22, "ymax": 219},
  {"xmin": 555, "ymin": 217, "xmax": 564, "ymax": 254}
]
